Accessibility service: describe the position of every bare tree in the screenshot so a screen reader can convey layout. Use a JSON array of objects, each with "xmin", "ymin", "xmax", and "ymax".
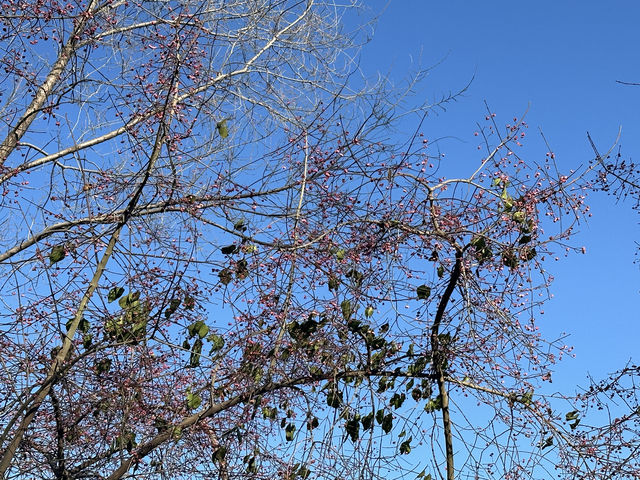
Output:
[{"xmin": 0, "ymin": 1, "xmax": 618, "ymax": 480}]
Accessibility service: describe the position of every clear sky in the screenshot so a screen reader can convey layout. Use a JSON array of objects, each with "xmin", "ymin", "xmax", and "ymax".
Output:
[{"xmin": 356, "ymin": 0, "xmax": 640, "ymax": 391}]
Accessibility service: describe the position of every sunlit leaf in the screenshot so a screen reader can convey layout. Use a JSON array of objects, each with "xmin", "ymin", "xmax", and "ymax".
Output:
[
  {"xmin": 186, "ymin": 389, "xmax": 201, "ymax": 409},
  {"xmin": 216, "ymin": 119, "xmax": 229, "ymax": 138},
  {"xmin": 565, "ymin": 410, "xmax": 579, "ymax": 421},
  {"xmin": 341, "ymin": 299, "xmax": 351, "ymax": 320},
  {"xmin": 207, "ymin": 333, "xmax": 225, "ymax": 352},
  {"xmin": 107, "ymin": 286, "xmax": 125, "ymax": 303}
]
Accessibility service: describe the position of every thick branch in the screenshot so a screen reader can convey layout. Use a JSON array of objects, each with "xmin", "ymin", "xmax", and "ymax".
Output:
[
  {"xmin": 0, "ymin": 0, "xmax": 100, "ymax": 166},
  {"xmin": 430, "ymin": 251, "xmax": 463, "ymax": 480}
]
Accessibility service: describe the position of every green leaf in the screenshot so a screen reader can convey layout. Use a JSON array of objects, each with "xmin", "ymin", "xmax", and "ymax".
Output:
[
  {"xmin": 49, "ymin": 244, "xmax": 66, "ymax": 265},
  {"xmin": 411, "ymin": 388, "xmax": 422, "ymax": 401},
  {"xmin": 262, "ymin": 406, "xmax": 277, "ymax": 419},
  {"xmin": 335, "ymin": 248, "xmax": 346, "ymax": 261},
  {"xmin": 345, "ymin": 269, "xmax": 363, "ymax": 287},
  {"xmin": 381, "ymin": 413, "xmax": 393, "ymax": 434},
  {"xmin": 326, "ymin": 386, "xmax": 342, "ymax": 408},
  {"xmin": 518, "ymin": 234, "xmax": 532, "ymax": 245},
  {"xmin": 221, "ymin": 244, "xmax": 237, "ymax": 255},
  {"xmin": 189, "ymin": 338, "xmax": 203, "ymax": 367},
  {"xmin": 183, "ymin": 294, "xmax": 195, "ymax": 310},
  {"xmin": 345, "ymin": 416, "xmax": 360, "ymax": 442},
  {"xmin": 218, "ymin": 268, "xmax": 232, "ymax": 285},
  {"xmin": 245, "ymin": 456, "xmax": 257, "ymax": 473},
  {"xmin": 501, "ymin": 187, "xmax": 514, "ymax": 212},
  {"xmin": 437, "ymin": 265, "xmax": 444, "ymax": 278},
  {"xmin": 328, "ymin": 276, "xmax": 339, "ymax": 291},
  {"xmin": 95, "ymin": 358, "xmax": 111, "ymax": 375},
  {"xmin": 347, "ymin": 318, "xmax": 362, "ymax": 333},
  {"xmin": 212, "ymin": 446, "xmax": 227, "ymax": 463},
  {"xmin": 118, "ymin": 291, "xmax": 140, "ymax": 309},
  {"xmin": 235, "ymin": 258, "xmax": 249, "ymax": 280},
  {"xmin": 188, "ymin": 320, "xmax": 209, "ymax": 339},
  {"xmin": 285, "ymin": 423, "xmax": 296, "ymax": 441},
  {"xmin": 233, "ymin": 219, "xmax": 246, "ymax": 232},
  {"xmin": 216, "ymin": 119, "xmax": 229, "ymax": 138},
  {"xmin": 186, "ymin": 389, "xmax": 201, "ymax": 409},
  {"xmin": 78, "ymin": 317, "xmax": 90, "ymax": 334},
  {"xmin": 207, "ymin": 333, "xmax": 225, "ymax": 352},
  {"xmin": 378, "ymin": 378, "xmax": 388, "ymax": 393},
  {"xmin": 154, "ymin": 417, "xmax": 168, "ymax": 433},
  {"xmin": 297, "ymin": 465, "xmax": 311, "ymax": 479},
  {"xmin": 540, "ymin": 436, "xmax": 553, "ymax": 449},
  {"xmin": 565, "ymin": 410, "xmax": 579, "ymax": 421},
  {"xmin": 165, "ymin": 297, "xmax": 181, "ymax": 318},
  {"xmin": 390, "ymin": 393, "xmax": 406, "ymax": 409},
  {"xmin": 471, "ymin": 236, "xmax": 493, "ymax": 263},
  {"xmin": 307, "ymin": 416, "xmax": 319, "ymax": 431},
  {"xmin": 408, "ymin": 355, "xmax": 429, "ymax": 375},
  {"xmin": 108, "ymin": 286, "xmax": 125, "ymax": 303},
  {"xmin": 340, "ymin": 299, "xmax": 351, "ymax": 321},
  {"xmin": 502, "ymin": 249, "xmax": 519, "ymax": 269},
  {"xmin": 399, "ymin": 436, "xmax": 412, "ymax": 454},
  {"xmin": 416, "ymin": 285, "xmax": 431, "ymax": 300},
  {"xmin": 361, "ymin": 412, "xmax": 374, "ymax": 431},
  {"xmin": 364, "ymin": 305, "xmax": 374, "ymax": 318}
]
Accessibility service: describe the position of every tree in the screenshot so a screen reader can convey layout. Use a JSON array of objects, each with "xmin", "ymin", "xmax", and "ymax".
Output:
[{"xmin": 0, "ymin": 1, "xmax": 619, "ymax": 479}]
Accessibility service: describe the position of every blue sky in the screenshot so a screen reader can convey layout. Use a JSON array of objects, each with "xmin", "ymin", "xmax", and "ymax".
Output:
[{"xmin": 357, "ymin": 1, "xmax": 640, "ymax": 390}]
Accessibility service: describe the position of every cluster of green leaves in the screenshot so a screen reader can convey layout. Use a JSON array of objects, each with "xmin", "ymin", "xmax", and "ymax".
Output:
[
  {"xmin": 104, "ymin": 289, "xmax": 148, "ymax": 345},
  {"xmin": 182, "ymin": 319, "xmax": 224, "ymax": 368}
]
